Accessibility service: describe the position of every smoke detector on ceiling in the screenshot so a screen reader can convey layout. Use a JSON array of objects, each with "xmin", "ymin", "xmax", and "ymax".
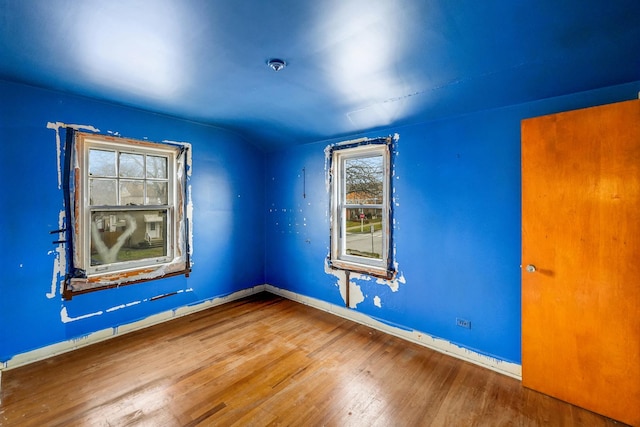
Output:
[{"xmin": 267, "ymin": 58, "xmax": 286, "ymax": 72}]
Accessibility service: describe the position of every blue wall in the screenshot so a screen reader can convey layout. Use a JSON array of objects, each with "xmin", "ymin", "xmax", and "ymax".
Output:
[
  {"xmin": 0, "ymin": 81, "xmax": 265, "ymax": 362},
  {"xmin": 2, "ymin": 78, "xmax": 639, "ymax": 366},
  {"xmin": 264, "ymin": 81, "xmax": 640, "ymax": 364}
]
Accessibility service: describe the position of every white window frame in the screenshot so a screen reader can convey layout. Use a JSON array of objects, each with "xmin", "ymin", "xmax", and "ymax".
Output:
[
  {"xmin": 64, "ymin": 132, "xmax": 190, "ymax": 298},
  {"xmin": 330, "ymin": 139, "xmax": 393, "ymax": 278}
]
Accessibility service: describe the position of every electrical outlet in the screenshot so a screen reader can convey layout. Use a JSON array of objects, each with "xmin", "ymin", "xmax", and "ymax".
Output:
[{"xmin": 456, "ymin": 318, "xmax": 471, "ymax": 329}]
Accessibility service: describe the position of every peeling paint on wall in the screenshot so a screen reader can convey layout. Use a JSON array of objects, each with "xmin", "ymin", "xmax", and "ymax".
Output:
[
  {"xmin": 47, "ymin": 122, "xmax": 101, "ymax": 299},
  {"xmin": 324, "ymin": 261, "xmax": 366, "ymax": 308},
  {"xmin": 60, "ymin": 287, "xmax": 195, "ymax": 323},
  {"xmin": 60, "ymin": 306, "xmax": 103, "ymax": 323},
  {"xmin": 374, "ymin": 296, "xmax": 382, "ymax": 308},
  {"xmin": 47, "ymin": 210, "xmax": 67, "ymax": 299},
  {"xmin": 47, "ymin": 122, "xmax": 100, "ymax": 189},
  {"xmin": 105, "ymin": 300, "xmax": 141, "ymax": 312}
]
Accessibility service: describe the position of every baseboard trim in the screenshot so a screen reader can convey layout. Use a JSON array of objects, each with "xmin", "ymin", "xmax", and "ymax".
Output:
[
  {"xmin": 0, "ymin": 285, "xmax": 266, "ymax": 373},
  {"xmin": 0, "ymin": 283, "xmax": 521, "ymax": 385},
  {"xmin": 265, "ymin": 284, "xmax": 522, "ymax": 380}
]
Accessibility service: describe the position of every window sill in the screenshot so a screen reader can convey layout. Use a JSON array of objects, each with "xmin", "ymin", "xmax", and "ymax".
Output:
[
  {"xmin": 63, "ymin": 262, "xmax": 190, "ymax": 299},
  {"xmin": 328, "ymin": 259, "xmax": 396, "ymax": 280}
]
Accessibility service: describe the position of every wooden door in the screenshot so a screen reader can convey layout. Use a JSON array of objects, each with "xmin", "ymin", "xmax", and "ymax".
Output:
[{"xmin": 521, "ymin": 99, "xmax": 640, "ymax": 426}]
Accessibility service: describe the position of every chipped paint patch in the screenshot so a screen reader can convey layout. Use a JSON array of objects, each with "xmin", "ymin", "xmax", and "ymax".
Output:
[
  {"xmin": 167, "ymin": 140, "xmax": 194, "ymax": 262},
  {"xmin": 60, "ymin": 306, "xmax": 103, "ymax": 323},
  {"xmin": 105, "ymin": 300, "xmax": 141, "ymax": 313},
  {"xmin": 374, "ymin": 296, "xmax": 382, "ymax": 308},
  {"xmin": 324, "ymin": 260, "xmax": 367, "ymax": 308},
  {"xmin": 48, "ymin": 210, "xmax": 66, "ymax": 299},
  {"xmin": 47, "ymin": 122, "xmax": 100, "ymax": 189}
]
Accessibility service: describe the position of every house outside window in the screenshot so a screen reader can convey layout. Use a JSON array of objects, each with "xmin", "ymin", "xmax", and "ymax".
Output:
[
  {"xmin": 63, "ymin": 132, "xmax": 191, "ymax": 298},
  {"xmin": 329, "ymin": 137, "xmax": 395, "ymax": 279}
]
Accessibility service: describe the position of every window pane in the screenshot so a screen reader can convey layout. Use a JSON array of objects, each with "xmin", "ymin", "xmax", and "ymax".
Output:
[
  {"xmin": 89, "ymin": 179, "xmax": 117, "ymax": 205},
  {"xmin": 146, "ymin": 181, "xmax": 168, "ymax": 205},
  {"xmin": 119, "ymin": 153, "xmax": 144, "ymax": 178},
  {"xmin": 345, "ymin": 207, "xmax": 383, "ymax": 259},
  {"xmin": 147, "ymin": 155, "xmax": 167, "ymax": 179},
  {"xmin": 120, "ymin": 180, "xmax": 144, "ymax": 205},
  {"xmin": 89, "ymin": 149, "xmax": 116, "ymax": 177},
  {"xmin": 345, "ymin": 156, "xmax": 383, "ymax": 204},
  {"xmin": 90, "ymin": 210, "xmax": 167, "ymax": 266}
]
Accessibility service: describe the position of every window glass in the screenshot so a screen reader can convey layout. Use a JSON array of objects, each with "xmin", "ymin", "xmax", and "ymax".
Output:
[
  {"xmin": 345, "ymin": 207, "xmax": 383, "ymax": 260},
  {"xmin": 146, "ymin": 181, "xmax": 168, "ymax": 204},
  {"xmin": 90, "ymin": 210, "xmax": 168, "ymax": 266},
  {"xmin": 120, "ymin": 180, "xmax": 145, "ymax": 205},
  {"xmin": 345, "ymin": 156, "xmax": 383, "ymax": 204},
  {"xmin": 147, "ymin": 155, "xmax": 168, "ymax": 179},
  {"xmin": 119, "ymin": 152, "xmax": 144, "ymax": 178},
  {"xmin": 89, "ymin": 149, "xmax": 116, "ymax": 177},
  {"xmin": 89, "ymin": 179, "xmax": 117, "ymax": 205}
]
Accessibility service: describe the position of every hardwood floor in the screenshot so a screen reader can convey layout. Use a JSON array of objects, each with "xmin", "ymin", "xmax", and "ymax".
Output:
[{"xmin": 0, "ymin": 293, "xmax": 628, "ymax": 426}]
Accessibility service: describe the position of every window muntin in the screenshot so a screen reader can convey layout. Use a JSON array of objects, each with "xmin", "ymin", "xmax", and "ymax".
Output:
[
  {"xmin": 330, "ymin": 141, "xmax": 393, "ymax": 277},
  {"xmin": 60, "ymin": 131, "xmax": 192, "ymax": 299}
]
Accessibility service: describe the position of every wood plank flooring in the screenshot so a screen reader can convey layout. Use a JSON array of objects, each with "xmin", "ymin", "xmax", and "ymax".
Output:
[{"xmin": 0, "ymin": 293, "xmax": 629, "ymax": 426}]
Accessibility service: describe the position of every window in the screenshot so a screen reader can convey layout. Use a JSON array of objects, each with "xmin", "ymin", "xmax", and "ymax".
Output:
[
  {"xmin": 329, "ymin": 137, "xmax": 394, "ymax": 278},
  {"xmin": 62, "ymin": 132, "xmax": 191, "ymax": 298}
]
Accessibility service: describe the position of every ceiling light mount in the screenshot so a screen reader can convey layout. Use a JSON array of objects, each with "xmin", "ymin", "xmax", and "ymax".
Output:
[{"xmin": 267, "ymin": 58, "xmax": 286, "ymax": 72}]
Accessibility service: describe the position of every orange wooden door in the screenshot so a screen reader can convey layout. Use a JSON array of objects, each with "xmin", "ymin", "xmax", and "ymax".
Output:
[{"xmin": 521, "ymin": 99, "xmax": 640, "ymax": 426}]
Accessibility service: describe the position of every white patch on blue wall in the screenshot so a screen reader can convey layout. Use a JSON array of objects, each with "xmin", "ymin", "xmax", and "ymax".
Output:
[
  {"xmin": 61, "ymin": 287, "xmax": 194, "ymax": 323},
  {"xmin": 47, "ymin": 121, "xmax": 100, "ymax": 189},
  {"xmin": 60, "ymin": 306, "xmax": 103, "ymax": 323},
  {"xmin": 323, "ymin": 261, "xmax": 366, "ymax": 308},
  {"xmin": 106, "ymin": 300, "xmax": 141, "ymax": 313},
  {"xmin": 48, "ymin": 210, "xmax": 67, "ymax": 299},
  {"xmin": 374, "ymin": 296, "xmax": 382, "ymax": 308}
]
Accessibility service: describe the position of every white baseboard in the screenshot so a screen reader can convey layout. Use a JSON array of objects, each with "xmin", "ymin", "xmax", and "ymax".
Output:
[
  {"xmin": 0, "ymin": 285, "xmax": 266, "ymax": 374},
  {"xmin": 0, "ymin": 283, "xmax": 521, "ymax": 390},
  {"xmin": 265, "ymin": 284, "xmax": 522, "ymax": 380}
]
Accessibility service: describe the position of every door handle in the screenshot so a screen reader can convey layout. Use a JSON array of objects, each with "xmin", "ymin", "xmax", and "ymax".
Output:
[{"xmin": 525, "ymin": 264, "xmax": 537, "ymax": 273}]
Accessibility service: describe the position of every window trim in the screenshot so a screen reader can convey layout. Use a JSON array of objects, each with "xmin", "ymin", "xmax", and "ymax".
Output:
[
  {"xmin": 329, "ymin": 137, "xmax": 395, "ymax": 279},
  {"xmin": 62, "ymin": 131, "xmax": 191, "ymax": 299}
]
